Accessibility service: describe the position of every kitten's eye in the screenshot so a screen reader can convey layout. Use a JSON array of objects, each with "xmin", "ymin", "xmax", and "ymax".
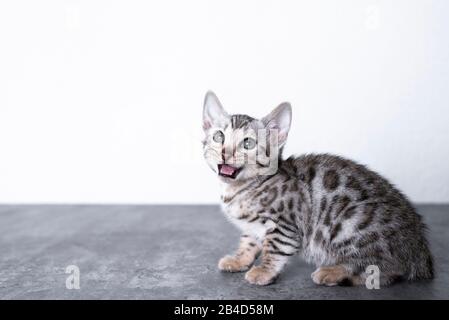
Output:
[
  {"xmin": 213, "ymin": 130, "xmax": 225, "ymax": 143},
  {"xmin": 242, "ymin": 137, "xmax": 256, "ymax": 150}
]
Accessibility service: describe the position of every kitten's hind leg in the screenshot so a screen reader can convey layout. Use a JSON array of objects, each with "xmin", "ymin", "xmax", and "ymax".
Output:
[
  {"xmin": 218, "ymin": 234, "xmax": 261, "ymax": 272},
  {"xmin": 311, "ymin": 265, "xmax": 359, "ymax": 286}
]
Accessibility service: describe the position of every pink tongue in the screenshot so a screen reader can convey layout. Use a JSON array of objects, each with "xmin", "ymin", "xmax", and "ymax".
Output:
[{"xmin": 220, "ymin": 165, "xmax": 236, "ymax": 176}]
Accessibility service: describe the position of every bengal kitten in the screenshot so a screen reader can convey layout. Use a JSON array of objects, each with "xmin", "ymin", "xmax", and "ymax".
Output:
[{"xmin": 202, "ymin": 91, "xmax": 434, "ymax": 286}]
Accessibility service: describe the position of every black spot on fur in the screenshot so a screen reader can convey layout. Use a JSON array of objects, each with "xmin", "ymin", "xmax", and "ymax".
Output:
[
  {"xmin": 346, "ymin": 175, "xmax": 362, "ymax": 191},
  {"xmin": 289, "ymin": 212, "xmax": 296, "ymax": 222},
  {"xmin": 287, "ymin": 198, "xmax": 294, "ymax": 211},
  {"xmin": 323, "ymin": 198, "xmax": 337, "ymax": 226},
  {"xmin": 320, "ymin": 197, "xmax": 327, "ymax": 213},
  {"xmin": 307, "ymin": 167, "xmax": 316, "ymax": 184},
  {"xmin": 314, "ymin": 230, "xmax": 323, "ymax": 243},
  {"xmin": 323, "ymin": 208, "xmax": 332, "ymax": 226},
  {"xmin": 260, "ymin": 187, "xmax": 278, "ymax": 206},
  {"xmin": 358, "ymin": 204, "xmax": 377, "ymax": 230},
  {"xmin": 358, "ymin": 189, "xmax": 369, "ymax": 201},
  {"xmin": 346, "ymin": 176, "xmax": 369, "ymax": 202},
  {"xmin": 277, "ymin": 201, "xmax": 284, "ymax": 212},
  {"xmin": 330, "ymin": 223, "xmax": 342, "ymax": 242},
  {"xmin": 281, "ymin": 184, "xmax": 288, "ymax": 196},
  {"xmin": 323, "ymin": 170, "xmax": 340, "ymax": 191}
]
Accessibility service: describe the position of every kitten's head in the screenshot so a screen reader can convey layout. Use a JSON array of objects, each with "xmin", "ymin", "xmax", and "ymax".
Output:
[{"xmin": 202, "ymin": 91, "xmax": 292, "ymax": 183}]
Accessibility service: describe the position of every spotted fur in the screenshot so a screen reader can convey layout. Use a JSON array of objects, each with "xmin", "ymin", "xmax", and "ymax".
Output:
[{"xmin": 202, "ymin": 91, "xmax": 434, "ymax": 287}]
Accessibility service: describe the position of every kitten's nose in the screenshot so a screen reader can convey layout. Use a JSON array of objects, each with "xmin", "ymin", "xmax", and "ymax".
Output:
[{"xmin": 221, "ymin": 146, "xmax": 235, "ymax": 164}]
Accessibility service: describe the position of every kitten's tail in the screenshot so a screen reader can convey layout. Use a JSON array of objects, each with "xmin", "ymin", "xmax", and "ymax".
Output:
[
  {"xmin": 408, "ymin": 222, "xmax": 434, "ymax": 281},
  {"xmin": 408, "ymin": 247, "xmax": 434, "ymax": 280}
]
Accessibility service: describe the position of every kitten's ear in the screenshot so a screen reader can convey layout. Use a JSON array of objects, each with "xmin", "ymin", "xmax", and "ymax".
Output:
[
  {"xmin": 262, "ymin": 102, "xmax": 292, "ymax": 146},
  {"xmin": 203, "ymin": 91, "xmax": 229, "ymax": 130}
]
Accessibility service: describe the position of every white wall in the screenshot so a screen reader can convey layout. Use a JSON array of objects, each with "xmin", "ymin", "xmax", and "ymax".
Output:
[{"xmin": 0, "ymin": 0, "xmax": 448, "ymax": 204}]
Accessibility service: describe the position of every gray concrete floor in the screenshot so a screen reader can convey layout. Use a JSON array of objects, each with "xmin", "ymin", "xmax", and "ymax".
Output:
[{"xmin": 0, "ymin": 204, "xmax": 448, "ymax": 299}]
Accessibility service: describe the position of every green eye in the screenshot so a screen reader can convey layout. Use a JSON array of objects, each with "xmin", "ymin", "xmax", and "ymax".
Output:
[
  {"xmin": 242, "ymin": 137, "xmax": 256, "ymax": 150},
  {"xmin": 213, "ymin": 130, "xmax": 225, "ymax": 143}
]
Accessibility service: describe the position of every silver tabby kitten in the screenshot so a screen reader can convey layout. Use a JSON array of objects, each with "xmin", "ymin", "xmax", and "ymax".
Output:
[{"xmin": 202, "ymin": 91, "xmax": 433, "ymax": 286}]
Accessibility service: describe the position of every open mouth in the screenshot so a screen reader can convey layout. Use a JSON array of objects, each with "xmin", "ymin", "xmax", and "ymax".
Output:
[{"xmin": 218, "ymin": 164, "xmax": 242, "ymax": 179}]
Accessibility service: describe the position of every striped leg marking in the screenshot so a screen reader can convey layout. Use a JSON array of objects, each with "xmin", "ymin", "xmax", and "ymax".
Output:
[{"xmin": 218, "ymin": 235, "xmax": 261, "ymax": 272}]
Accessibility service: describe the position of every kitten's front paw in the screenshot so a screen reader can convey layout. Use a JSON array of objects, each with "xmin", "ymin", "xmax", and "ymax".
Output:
[
  {"xmin": 245, "ymin": 266, "xmax": 277, "ymax": 286},
  {"xmin": 218, "ymin": 255, "xmax": 249, "ymax": 272}
]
